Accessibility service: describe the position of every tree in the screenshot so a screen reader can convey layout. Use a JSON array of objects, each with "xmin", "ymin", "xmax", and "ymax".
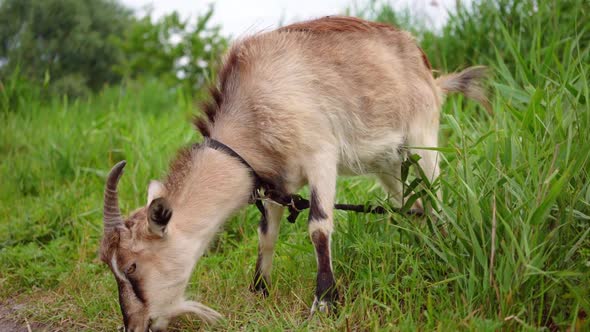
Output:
[{"xmin": 0, "ymin": 0, "xmax": 133, "ymax": 95}]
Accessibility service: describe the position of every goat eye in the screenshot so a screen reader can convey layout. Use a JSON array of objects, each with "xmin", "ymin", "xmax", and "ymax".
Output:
[{"xmin": 126, "ymin": 263, "xmax": 136, "ymax": 274}]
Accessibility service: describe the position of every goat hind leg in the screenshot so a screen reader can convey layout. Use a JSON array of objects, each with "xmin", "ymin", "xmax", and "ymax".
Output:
[
  {"xmin": 376, "ymin": 162, "xmax": 403, "ymax": 207},
  {"xmin": 407, "ymin": 118, "xmax": 441, "ymax": 213}
]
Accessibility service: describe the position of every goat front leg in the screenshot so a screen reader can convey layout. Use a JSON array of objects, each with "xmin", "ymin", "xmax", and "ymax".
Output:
[
  {"xmin": 306, "ymin": 152, "xmax": 338, "ymax": 314},
  {"xmin": 250, "ymin": 202, "xmax": 284, "ymax": 297}
]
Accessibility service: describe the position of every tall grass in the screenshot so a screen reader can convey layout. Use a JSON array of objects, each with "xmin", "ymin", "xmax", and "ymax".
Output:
[{"xmin": 0, "ymin": 0, "xmax": 589, "ymax": 330}]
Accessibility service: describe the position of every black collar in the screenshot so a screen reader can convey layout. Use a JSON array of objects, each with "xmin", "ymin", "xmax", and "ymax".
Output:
[
  {"xmin": 204, "ymin": 138, "xmax": 390, "ymax": 223},
  {"xmin": 204, "ymin": 138, "xmax": 270, "ymax": 218},
  {"xmin": 204, "ymin": 138, "xmax": 307, "ymax": 222},
  {"xmin": 205, "ymin": 138, "xmax": 261, "ymax": 182}
]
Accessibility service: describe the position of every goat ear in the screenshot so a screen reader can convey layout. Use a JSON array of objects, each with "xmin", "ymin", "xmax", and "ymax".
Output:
[
  {"xmin": 148, "ymin": 197, "xmax": 172, "ymax": 237},
  {"xmin": 147, "ymin": 180, "xmax": 165, "ymax": 206}
]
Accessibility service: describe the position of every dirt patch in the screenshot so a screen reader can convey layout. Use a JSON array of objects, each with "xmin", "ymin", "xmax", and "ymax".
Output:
[{"xmin": 0, "ymin": 300, "xmax": 46, "ymax": 332}]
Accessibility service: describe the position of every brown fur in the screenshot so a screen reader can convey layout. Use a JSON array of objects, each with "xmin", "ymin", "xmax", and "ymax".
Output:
[
  {"xmin": 100, "ymin": 208, "xmax": 147, "ymax": 264},
  {"xmin": 193, "ymin": 47, "xmax": 242, "ymax": 138},
  {"xmin": 194, "ymin": 16, "xmax": 428, "ymax": 140},
  {"xmin": 419, "ymin": 47, "xmax": 432, "ymax": 69},
  {"xmin": 278, "ymin": 15, "xmax": 397, "ymax": 33},
  {"xmin": 164, "ymin": 145, "xmax": 196, "ymax": 197}
]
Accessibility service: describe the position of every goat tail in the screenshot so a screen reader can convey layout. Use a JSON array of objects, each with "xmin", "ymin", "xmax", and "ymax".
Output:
[{"xmin": 436, "ymin": 66, "xmax": 491, "ymax": 114}]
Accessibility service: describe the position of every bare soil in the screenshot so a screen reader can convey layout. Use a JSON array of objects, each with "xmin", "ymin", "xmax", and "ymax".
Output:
[{"xmin": 0, "ymin": 300, "xmax": 45, "ymax": 332}]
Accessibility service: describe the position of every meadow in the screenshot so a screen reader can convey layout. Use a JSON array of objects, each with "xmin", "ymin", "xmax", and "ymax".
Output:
[{"xmin": 1, "ymin": 1, "xmax": 589, "ymax": 330}]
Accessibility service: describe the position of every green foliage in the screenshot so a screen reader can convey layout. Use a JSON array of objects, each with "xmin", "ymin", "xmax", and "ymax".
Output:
[
  {"xmin": 429, "ymin": 0, "xmax": 590, "ymax": 70},
  {"xmin": 0, "ymin": 0, "xmax": 133, "ymax": 94},
  {"xmin": 0, "ymin": 1, "xmax": 226, "ymax": 99},
  {"xmin": 112, "ymin": 6, "xmax": 227, "ymax": 94},
  {"xmin": 359, "ymin": 0, "xmax": 590, "ymax": 329},
  {"xmin": 0, "ymin": 0, "xmax": 589, "ymax": 330},
  {"xmin": 0, "ymin": 66, "xmax": 42, "ymax": 113},
  {"xmin": 369, "ymin": 0, "xmax": 590, "ymax": 72},
  {"xmin": 353, "ymin": 0, "xmax": 426, "ymax": 34}
]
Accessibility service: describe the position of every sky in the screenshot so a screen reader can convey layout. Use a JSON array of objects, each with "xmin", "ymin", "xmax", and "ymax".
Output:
[{"xmin": 120, "ymin": 0, "xmax": 457, "ymax": 37}]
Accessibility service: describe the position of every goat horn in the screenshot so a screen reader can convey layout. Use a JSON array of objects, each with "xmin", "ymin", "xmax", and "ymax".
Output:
[{"xmin": 103, "ymin": 160, "xmax": 127, "ymax": 231}]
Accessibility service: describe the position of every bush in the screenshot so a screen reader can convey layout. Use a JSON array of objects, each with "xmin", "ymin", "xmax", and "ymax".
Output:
[{"xmin": 112, "ymin": 6, "xmax": 227, "ymax": 94}]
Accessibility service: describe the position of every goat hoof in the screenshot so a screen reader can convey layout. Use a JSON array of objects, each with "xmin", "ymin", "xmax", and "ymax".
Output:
[
  {"xmin": 249, "ymin": 275, "xmax": 270, "ymax": 297},
  {"xmin": 408, "ymin": 207, "xmax": 424, "ymax": 216},
  {"xmin": 310, "ymin": 296, "xmax": 338, "ymax": 316}
]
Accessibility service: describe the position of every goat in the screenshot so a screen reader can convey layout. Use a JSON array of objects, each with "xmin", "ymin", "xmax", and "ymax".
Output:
[{"xmin": 100, "ymin": 16, "xmax": 488, "ymax": 331}]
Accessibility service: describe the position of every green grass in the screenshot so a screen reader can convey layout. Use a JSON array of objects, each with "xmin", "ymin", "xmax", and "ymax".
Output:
[{"xmin": 1, "ymin": 1, "xmax": 590, "ymax": 330}]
